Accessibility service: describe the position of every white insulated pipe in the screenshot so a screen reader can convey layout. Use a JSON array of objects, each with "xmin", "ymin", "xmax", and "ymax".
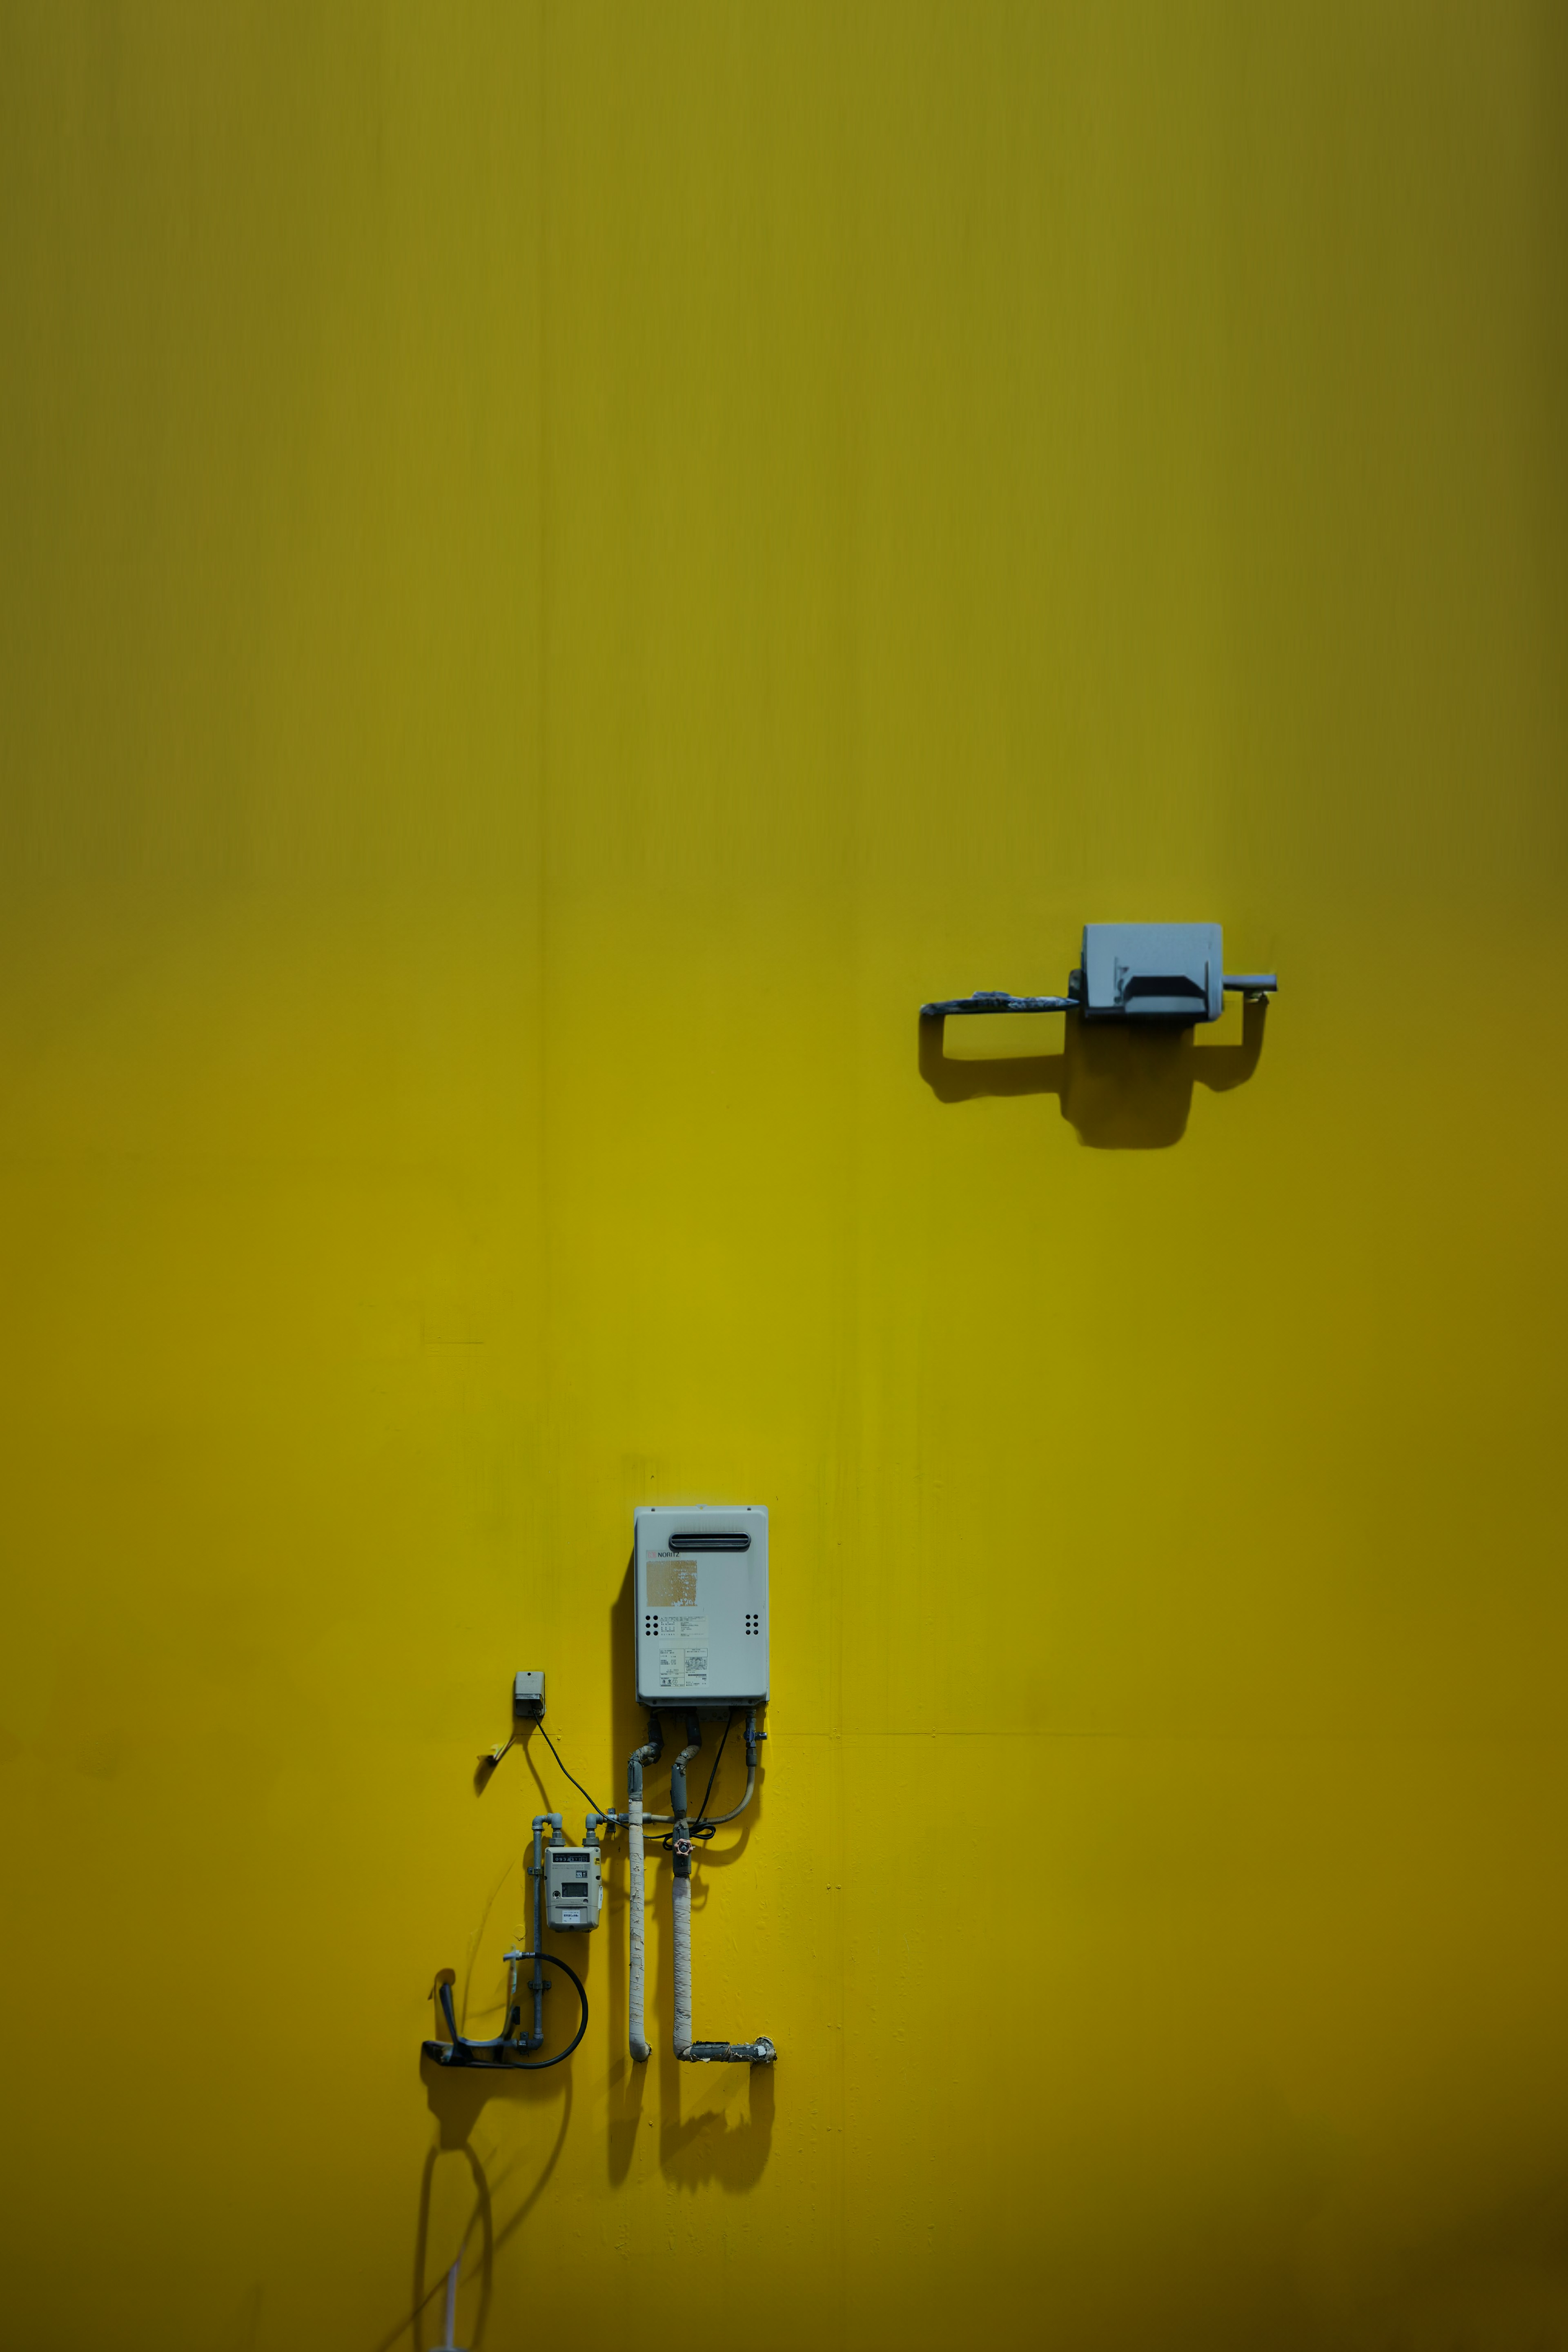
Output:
[
  {"xmin": 628, "ymin": 1793, "xmax": 650, "ymax": 2062},
  {"xmin": 438, "ymin": 2255, "xmax": 461, "ymax": 2351},
  {"xmin": 671, "ymin": 1871, "xmax": 693, "ymax": 2056}
]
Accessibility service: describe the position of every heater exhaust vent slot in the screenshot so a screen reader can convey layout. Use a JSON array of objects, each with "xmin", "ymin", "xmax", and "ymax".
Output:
[{"xmin": 669, "ymin": 1531, "xmax": 751, "ymax": 1553}]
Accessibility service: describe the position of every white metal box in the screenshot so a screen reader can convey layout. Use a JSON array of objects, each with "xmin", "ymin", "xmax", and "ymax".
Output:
[
  {"xmin": 1080, "ymin": 922, "xmax": 1225, "ymax": 1024},
  {"xmin": 545, "ymin": 1844, "xmax": 601, "ymax": 1931},
  {"xmin": 633, "ymin": 1504, "xmax": 769, "ymax": 1709}
]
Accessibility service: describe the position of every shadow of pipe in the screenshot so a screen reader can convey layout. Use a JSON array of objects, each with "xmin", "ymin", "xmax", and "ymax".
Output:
[
  {"xmin": 657, "ymin": 2000, "xmax": 776, "ymax": 2191},
  {"xmin": 408, "ymin": 2140, "xmax": 492, "ymax": 2352},
  {"xmin": 374, "ymin": 2067, "xmax": 573, "ymax": 2352},
  {"xmin": 916, "ymin": 997, "xmax": 1268, "ymax": 1148},
  {"xmin": 1192, "ymin": 995, "xmax": 1270, "ymax": 1094}
]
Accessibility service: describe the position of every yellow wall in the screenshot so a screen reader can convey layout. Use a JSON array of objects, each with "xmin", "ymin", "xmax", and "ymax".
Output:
[{"xmin": 3, "ymin": 7, "xmax": 1566, "ymax": 2348}]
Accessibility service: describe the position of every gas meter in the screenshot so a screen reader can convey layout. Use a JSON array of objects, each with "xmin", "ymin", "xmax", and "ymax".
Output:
[{"xmin": 546, "ymin": 1842, "xmax": 602, "ymax": 1931}]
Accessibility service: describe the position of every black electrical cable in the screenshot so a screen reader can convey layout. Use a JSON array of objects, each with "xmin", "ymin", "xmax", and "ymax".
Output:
[
  {"xmin": 659, "ymin": 1710, "xmax": 735, "ymax": 1849},
  {"xmin": 692, "ymin": 1708, "xmax": 734, "ymax": 1827},
  {"xmin": 427, "ymin": 1962, "xmax": 589, "ymax": 2071},
  {"xmin": 533, "ymin": 1722, "xmax": 608, "ymax": 1820}
]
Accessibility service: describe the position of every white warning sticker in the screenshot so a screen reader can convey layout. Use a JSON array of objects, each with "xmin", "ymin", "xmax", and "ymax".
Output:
[{"xmin": 654, "ymin": 1615, "xmax": 710, "ymax": 1690}]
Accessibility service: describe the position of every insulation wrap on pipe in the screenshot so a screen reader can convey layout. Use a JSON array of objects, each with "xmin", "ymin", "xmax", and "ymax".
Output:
[
  {"xmin": 628, "ymin": 1795, "xmax": 650, "ymax": 2061},
  {"xmin": 672, "ymin": 1872, "xmax": 693, "ymax": 2056}
]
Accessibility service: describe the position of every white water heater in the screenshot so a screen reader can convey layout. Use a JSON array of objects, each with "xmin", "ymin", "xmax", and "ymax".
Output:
[{"xmin": 633, "ymin": 1505, "xmax": 769, "ymax": 1708}]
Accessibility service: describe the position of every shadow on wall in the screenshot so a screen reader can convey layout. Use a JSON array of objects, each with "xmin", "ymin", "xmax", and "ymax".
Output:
[
  {"xmin": 606, "ymin": 1555, "xmax": 775, "ymax": 2194},
  {"xmin": 916, "ymin": 996, "xmax": 1269, "ymax": 1147},
  {"xmin": 375, "ymin": 2067, "xmax": 572, "ymax": 2352},
  {"xmin": 389, "ymin": 1703, "xmax": 600, "ymax": 2346}
]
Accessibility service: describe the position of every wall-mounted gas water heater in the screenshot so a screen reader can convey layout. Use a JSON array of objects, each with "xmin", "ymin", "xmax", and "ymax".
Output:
[
  {"xmin": 627, "ymin": 1505, "xmax": 772, "ymax": 2067},
  {"xmin": 423, "ymin": 1505, "xmax": 773, "ymax": 2076},
  {"xmin": 921, "ymin": 922, "xmax": 1277, "ymax": 1024}
]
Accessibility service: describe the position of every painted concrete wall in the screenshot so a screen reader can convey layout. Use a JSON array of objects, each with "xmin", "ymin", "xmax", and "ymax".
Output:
[{"xmin": 2, "ymin": 7, "xmax": 1566, "ymax": 2348}]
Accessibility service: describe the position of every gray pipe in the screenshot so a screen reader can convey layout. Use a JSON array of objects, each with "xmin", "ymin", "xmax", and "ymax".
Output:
[
  {"xmin": 528, "ymin": 1814, "xmax": 561, "ymax": 2047},
  {"xmin": 644, "ymin": 1708, "xmax": 760, "ymax": 1826}
]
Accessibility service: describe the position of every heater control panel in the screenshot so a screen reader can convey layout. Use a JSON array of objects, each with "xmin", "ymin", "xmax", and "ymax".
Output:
[{"xmin": 634, "ymin": 1505, "xmax": 769, "ymax": 1708}]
